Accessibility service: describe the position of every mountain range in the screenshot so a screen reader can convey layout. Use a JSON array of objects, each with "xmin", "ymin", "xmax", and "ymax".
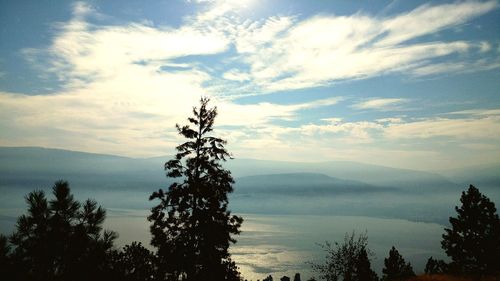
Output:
[
  {"xmin": 1, "ymin": 146, "xmax": 499, "ymax": 224},
  {"xmin": 1, "ymin": 146, "xmax": 485, "ymax": 193}
]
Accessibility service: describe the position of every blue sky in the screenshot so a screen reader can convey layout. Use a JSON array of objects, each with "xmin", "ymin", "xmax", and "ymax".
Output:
[{"xmin": 0, "ymin": 0, "xmax": 499, "ymax": 170}]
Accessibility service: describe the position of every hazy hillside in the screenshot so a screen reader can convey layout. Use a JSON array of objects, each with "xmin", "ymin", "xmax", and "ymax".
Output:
[
  {"xmin": 0, "ymin": 146, "xmax": 167, "ymax": 190},
  {"xmin": 440, "ymin": 163, "xmax": 500, "ymax": 188},
  {"xmin": 0, "ymin": 146, "xmax": 460, "ymax": 194},
  {"xmin": 1, "ymin": 146, "xmax": 497, "ymax": 223},
  {"xmin": 236, "ymin": 173, "xmax": 396, "ymax": 195},
  {"xmin": 226, "ymin": 158, "xmax": 459, "ymax": 193}
]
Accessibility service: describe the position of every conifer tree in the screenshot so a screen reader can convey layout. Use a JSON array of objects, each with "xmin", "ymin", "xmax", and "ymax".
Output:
[
  {"xmin": 382, "ymin": 246, "xmax": 415, "ymax": 281},
  {"xmin": 149, "ymin": 97, "xmax": 243, "ymax": 281},
  {"xmin": 424, "ymin": 256, "xmax": 446, "ymax": 274},
  {"xmin": 112, "ymin": 242, "xmax": 156, "ymax": 281},
  {"xmin": 354, "ymin": 248, "xmax": 378, "ymax": 281},
  {"xmin": 263, "ymin": 275, "xmax": 274, "ymax": 281},
  {"xmin": 0, "ymin": 234, "xmax": 14, "ymax": 279},
  {"xmin": 8, "ymin": 180, "xmax": 117, "ymax": 280},
  {"xmin": 441, "ymin": 185, "xmax": 500, "ymax": 275}
]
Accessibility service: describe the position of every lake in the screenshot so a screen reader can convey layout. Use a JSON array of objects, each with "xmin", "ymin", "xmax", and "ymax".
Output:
[
  {"xmin": 104, "ymin": 209, "xmax": 447, "ymax": 280},
  {"xmin": 0, "ymin": 186, "xmax": 450, "ymax": 280}
]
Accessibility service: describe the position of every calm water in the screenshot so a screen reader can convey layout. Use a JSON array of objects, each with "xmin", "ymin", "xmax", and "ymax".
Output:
[
  {"xmin": 104, "ymin": 210, "xmax": 446, "ymax": 280},
  {"xmin": 0, "ymin": 187, "xmax": 454, "ymax": 281}
]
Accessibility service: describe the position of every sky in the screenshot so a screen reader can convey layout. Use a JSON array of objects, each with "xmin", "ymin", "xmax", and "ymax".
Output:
[{"xmin": 0, "ymin": 0, "xmax": 499, "ymax": 170}]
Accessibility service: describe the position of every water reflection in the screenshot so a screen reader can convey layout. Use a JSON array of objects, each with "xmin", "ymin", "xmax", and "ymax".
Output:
[{"xmin": 104, "ymin": 210, "xmax": 446, "ymax": 280}]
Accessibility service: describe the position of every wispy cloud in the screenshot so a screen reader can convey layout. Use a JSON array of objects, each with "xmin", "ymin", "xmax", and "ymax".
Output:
[
  {"xmin": 447, "ymin": 108, "xmax": 500, "ymax": 116},
  {"xmin": 352, "ymin": 98, "xmax": 407, "ymax": 110},
  {"xmin": 222, "ymin": 0, "xmax": 498, "ymax": 93},
  {"xmin": 1, "ymin": 0, "xmax": 499, "ymax": 169},
  {"xmin": 384, "ymin": 116, "xmax": 500, "ymax": 140}
]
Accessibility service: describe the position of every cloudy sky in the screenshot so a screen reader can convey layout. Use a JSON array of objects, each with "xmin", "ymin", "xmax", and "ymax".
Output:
[{"xmin": 0, "ymin": 0, "xmax": 499, "ymax": 170}]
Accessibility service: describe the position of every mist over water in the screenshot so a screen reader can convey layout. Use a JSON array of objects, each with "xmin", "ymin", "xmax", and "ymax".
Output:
[
  {"xmin": 0, "ymin": 185, "xmax": 472, "ymax": 280},
  {"xmin": 102, "ymin": 209, "xmax": 447, "ymax": 280},
  {"xmin": 1, "ymin": 148, "xmax": 499, "ymax": 280}
]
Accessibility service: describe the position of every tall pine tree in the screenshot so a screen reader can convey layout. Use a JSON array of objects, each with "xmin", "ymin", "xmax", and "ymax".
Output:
[
  {"xmin": 149, "ymin": 97, "xmax": 243, "ymax": 281},
  {"xmin": 382, "ymin": 246, "xmax": 414, "ymax": 281},
  {"xmin": 8, "ymin": 181, "xmax": 117, "ymax": 281},
  {"xmin": 354, "ymin": 248, "xmax": 378, "ymax": 281},
  {"xmin": 441, "ymin": 185, "xmax": 500, "ymax": 275}
]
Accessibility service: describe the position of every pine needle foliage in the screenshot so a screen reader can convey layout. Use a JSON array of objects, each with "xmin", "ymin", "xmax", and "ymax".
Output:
[{"xmin": 149, "ymin": 97, "xmax": 243, "ymax": 281}]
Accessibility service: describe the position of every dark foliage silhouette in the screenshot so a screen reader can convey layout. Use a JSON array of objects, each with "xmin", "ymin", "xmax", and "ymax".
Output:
[
  {"xmin": 294, "ymin": 273, "xmax": 301, "ymax": 281},
  {"xmin": 263, "ymin": 275, "xmax": 274, "ymax": 281},
  {"xmin": 0, "ymin": 234, "xmax": 14, "ymax": 279},
  {"xmin": 6, "ymin": 180, "xmax": 117, "ymax": 281},
  {"xmin": 354, "ymin": 247, "xmax": 379, "ymax": 281},
  {"xmin": 311, "ymin": 231, "xmax": 378, "ymax": 281},
  {"xmin": 424, "ymin": 256, "xmax": 447, "ymax": 274},
  {"xmin": 281, "ymin": 276, "xmax": 291, "ymax": 281},
  {"xmin": 149, "ymin": 97, "xmax": 243, "ymax": 281},
  {"xmin": 112, "ymin": 241, "xmax": 156, "ymax": 281},
  {"xmin": 441, "ymin": 184, "xmax": 500, "ymax": 275},
  {"xmin": 382, "ymin": 246, "xmax": 415, "ymax": 281}
]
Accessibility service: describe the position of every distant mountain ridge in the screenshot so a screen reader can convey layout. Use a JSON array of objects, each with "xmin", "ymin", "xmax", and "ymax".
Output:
[
  {"xmin": 1, "ymin": 146, "xmax": 499, "ymax": 223},
  {"xmin": 439, "ymin": 163, "xmax": 500, "ymax": 188},
  {"xmin": 236, "ymin": 173, "xmax": 396, "ymax": 195},
  {"xmin": 226, "ymin": 158, "xmax": 460, "ymax": 193},
  {"xmin": 0, "ymin": 146, "xmax": 167, "ymax": 190},
  {"xmin": 0, "ymin": 146, "xmax": 486, "ymax": 193}
]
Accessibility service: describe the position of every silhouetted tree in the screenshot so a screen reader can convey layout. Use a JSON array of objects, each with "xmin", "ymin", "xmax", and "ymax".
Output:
[
  {"xmin": 424, "ymin": 256, "xmax": 447, "ymax": 274},
  {"xmin": 381, "ymin": 246, "xmax": 415, "ymax": 281},
  {"xmin": 0, "ymin": 234, "xmax": 14, "ymax": 279},
  {"xmin": 149, "ymin": 97, "xmax": 243, "ymax": 281},
  {"xmin": 311, "ymin": 232, "xmax": 377, "ymax": 281},
  {"xmin": 441, "ymin": 184, "xmax": 500, "ymax": 275},
  {"xmin": 354, "ymin": 248, "xmax": 378, "ymax": 281},
  {"xmin": 281, "ymin": 276, "xmax": 291, "ymax": 281},
  {"xmin": 8, "ymin": 181, "xmax": 117, "ymax": 281},
  {"xmin": 112, "ymin": 242, "xmax": 156, "ymax": 281},
  {"xmin": 263, "ymin": 275, "xmax": 274, "ymax": 281},
  {"xmin": 293, "ymin": 272, "xmax": 301, "ymax": 281}
]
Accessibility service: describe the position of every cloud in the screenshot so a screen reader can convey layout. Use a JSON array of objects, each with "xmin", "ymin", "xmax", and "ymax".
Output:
[
  {"xmin": 293, "ymin": 113, "xmax": 500, "ymax": 142},
  {"xmin": 72, "ymin": 2, "xmax": 95, "ymax": 18},
  {"xmin": 410, "ymin": 58, "xmax": 500, "ymax": 77},
  {"xmin": 447, "ymin": 108, "xmax": 500, "ymax": 116},
  {"xmin": 479, "ymin": 41, "xmax": 492, "ymax": 53},
  {"xmin": 375, "ymin": 1, "xmax": 497, "ymax": 47},
  {"xmin": 221, "ymin": 1, "xmax": 498, "ymax": 92},
  {"xmin": 352, "ymin": 98, "xmax": 407, "ymax": 110},
  {"xmin": 2, "ymin": 0, "xmax": 499, "ymax": 170},
  {"xmin": 222, "ymin": 69, "xmax": 251, "ymax": 82},
  {"xmin": 384, "ymin": 116, "xmax": 500, "ymax": 140},
  {"xmin": 216, "ymin": 96, "xmax": 342, "ymax": 125},
  {"xmin": 222, "ymin": 111, "xmax": 500, "ymax": 170}
]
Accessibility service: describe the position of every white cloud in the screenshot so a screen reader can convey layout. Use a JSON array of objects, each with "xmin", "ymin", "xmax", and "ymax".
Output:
[
  {"xmin": 72, "ymin": 2, "xmax": 95, "ymax": 18},
  {"xmin": 233, "ymin": 112, "xmax": 500, "ymax": 169},
  {"xmin": 223, "ymin": 1, "xmax": 498, "ymax": 92},
  {"xmin": 479, "ymin": 41, "xmax": 492, "ymax": 53},
  {"xmin": 447, "ymin": 108, "xmax": 500, "ymax": 116},
  {"xmin": 216, "ymin": 96, "xmax": 342, "ymax": 126},
  {"xmin": 376, "ymin": 117, "xmax": 404, "ymax": 124},
  {"xmin": 222, "ymin": 69, "xmax": 251, "ymax": 81},
  {"xmin": 352, "ymin": 98, "xmax": 407, "ymax": 110},
  {"xmin": 375, "ymin": 1, "xmax": 497, "ymax": 47},
  {"xmin": 410, "ymin": 58, "xmax": 500, "ymax": 77},
  {"xmin": 2, "ymin": 0, "xmax": 499, "ymax": 170},
  {"xmin": 384, "ymin": 116, "xmax": 500, "ymax": 140}
]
